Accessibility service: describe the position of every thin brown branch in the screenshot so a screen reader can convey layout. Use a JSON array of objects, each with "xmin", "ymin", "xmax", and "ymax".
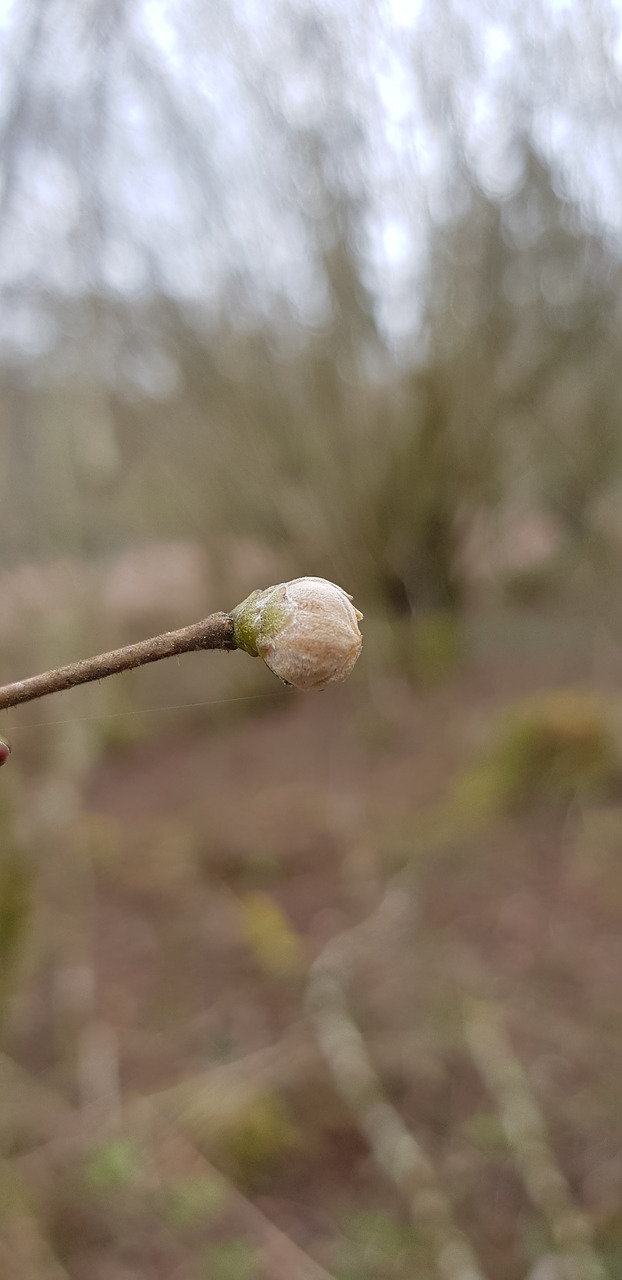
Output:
[{"xmin": 0, "ymin": 613, "xmax": 236, "ymax": 711}]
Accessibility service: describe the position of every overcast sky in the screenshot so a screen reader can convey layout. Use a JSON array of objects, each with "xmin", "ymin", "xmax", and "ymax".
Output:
[{"xmin": 0, "ymin": 0, "xmax": 621, "ymax": 358}]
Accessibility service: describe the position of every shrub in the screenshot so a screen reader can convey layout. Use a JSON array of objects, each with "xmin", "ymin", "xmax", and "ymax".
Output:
[{"xmin": 480, "ymin": 691, "xmax": 622, "ymax": 814}]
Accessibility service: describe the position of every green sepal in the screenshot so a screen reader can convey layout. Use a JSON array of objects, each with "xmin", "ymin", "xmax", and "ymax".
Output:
[{"xmin": 230, "ymin": 585, "xmax": 291, "ymax": 658}]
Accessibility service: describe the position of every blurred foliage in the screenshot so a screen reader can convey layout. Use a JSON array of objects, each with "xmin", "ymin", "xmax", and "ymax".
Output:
[
  {"xmin": 0, "ymin": 795, "xmax": 32, "ymax": 1033},
  {"xmin": 198, "ymin": 1240, "xmax": 259, "ymax": 1280},
  {"xmin": 240, "ymin": 891, "xmax": 306, "ymax": 978},
  {"xmin": 212, "ymin": 1090, "xmax": 300, "ymax": 1189},
  {"xmin": 471, "ymin": 691, "xmax": 622, "ymax": 815},
  {"xmin": 335, "ymin": 1209, "xmax": 424, "ymax": 1280},
  {"xmin": 0, "ymin": 2, "xmax": 621, "ymax": 631},
  {"xmin": 85, "ymin": 1139, "xmax": 143, "ymax": 1195},
  {"xmin": 459, "ymin": 1111, "xmax": 508, "ymax": 1156},
  {"xmin": 162, "ymin": 1174, "xmax": 228, "ymax": 1230},
  {"xmin": 404, "ymin": 611, "xmax": 464, "ymax": 687}
]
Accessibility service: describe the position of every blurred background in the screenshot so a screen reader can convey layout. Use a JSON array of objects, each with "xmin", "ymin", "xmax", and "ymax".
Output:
[{"xmin": 1, "ymin": 1, "xmax": 622, "ymax": 1277}]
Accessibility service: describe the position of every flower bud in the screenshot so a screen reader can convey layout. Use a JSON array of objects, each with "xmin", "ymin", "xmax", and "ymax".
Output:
[{"xmin": 231, "ymin": 577, "xmax": 363, "ymax": 691}]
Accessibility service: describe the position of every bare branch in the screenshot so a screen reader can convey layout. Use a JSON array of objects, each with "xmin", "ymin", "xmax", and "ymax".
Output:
[
  {"xmin": 0, "ymin": 613, "xmax": 236, "ymax": 711},
  {"xmin": 464, "ymin": 999, "xmax": 608, "ymax": 1280},
  {"xmin": 307, "ymin": 892, "xmax": 490, "ymax": 1280},
  {"xmin": 151, "ymin": 1122, "xmax": 338, "ymax": 1280}
]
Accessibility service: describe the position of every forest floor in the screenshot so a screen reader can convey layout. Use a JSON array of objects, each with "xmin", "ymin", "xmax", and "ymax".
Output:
[{"xmin": 3, "ymin": 602, "xmax": 622, "ymax": 1280}]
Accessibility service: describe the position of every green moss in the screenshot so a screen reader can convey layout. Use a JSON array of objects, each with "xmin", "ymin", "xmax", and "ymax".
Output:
[
  {"xmin": 215, "ymin": 1090, "xmax": 299, "ymax": 1187},
  {"xmin": 335, "ymin": 1208, "xmax": 424, "ymax": 1280},
  {"xmin": 162, "ymin": 1174, "xmax": 227, "ymax": 1228},
  {"xmin": 241, "ymin": 891, "xmax": 306, "ymax": 977},
  {"xmin": 461, "ymin": 691, "xmax": 622, "ymax": 816},
  {"xmin": 85, "ymin": 1139, "xmax": 143, "ymax": 1193},
  {"xmin": 198, "ymin": 1240, "xmax": 259, "ymax": 1280}
]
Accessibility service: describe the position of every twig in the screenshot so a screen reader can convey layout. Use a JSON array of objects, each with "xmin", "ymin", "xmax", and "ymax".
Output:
[
  {"xmin": 307, "ymin": 893, "xmax": 489, "ymax": 1280},
  {"xmin": 152, "ymin": 1028, "xmax": 316, "ymax": 1147},
  {"xmin": 151, "ymin": 1121, "xmax": 338, "ymax": 1280},
  {"xmin": 0, "ymin": 613, "xmax": 236, "ymax": 710},
  {"xmin": 0, "ymin": 577, "xmax": 364, "ymax": 713},
  {"xmin": 463, "ymin": 999, "xmax": 609, "ymax": 1280},
  {"xmin": 10, "ymin": 1044, "xmax": 336, "ymax": 1280}
]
